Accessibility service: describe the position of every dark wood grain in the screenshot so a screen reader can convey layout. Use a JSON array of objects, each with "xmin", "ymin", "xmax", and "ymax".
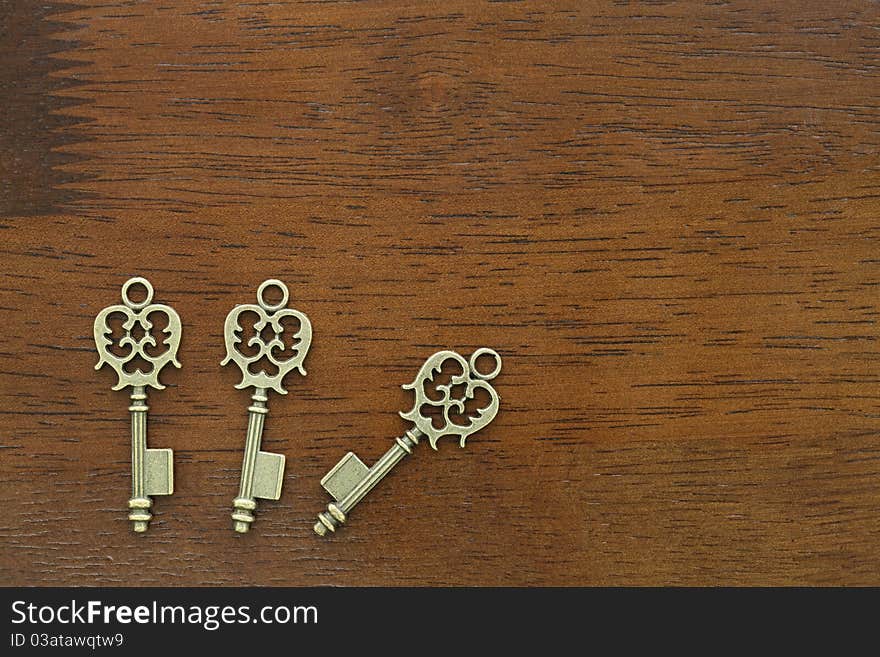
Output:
[
  {"xmin": 1, "ymin": 0, "xmax": 878, "ymax": 586},
  {"xmin": 0, "ymin": 1, "xmax": 90, "ymax": 215}
]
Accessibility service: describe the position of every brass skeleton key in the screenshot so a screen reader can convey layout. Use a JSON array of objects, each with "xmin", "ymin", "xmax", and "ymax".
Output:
[
  {"xmin": 222, "ymin": 279, "xmax": 312, "ymax": 533},
  {"xmin": 314, "ymin": 348, "xmax": 502, "ymax": 536},
  {"xmin": 93, "ymin": 277, "xmax": 181, "ymax": 532}
]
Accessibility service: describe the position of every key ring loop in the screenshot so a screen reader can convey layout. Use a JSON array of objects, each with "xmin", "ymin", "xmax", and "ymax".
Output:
[
  {"xmin": 469, "ymin": 347, "xmax": 502, "ymax": 381},
  {"xmin": 121, "ymin": 277, "xmax": 154, "ymax": 310},
  {"xmin": 257, "ymin": 279, "xmax": 289, "ymax": 312}
]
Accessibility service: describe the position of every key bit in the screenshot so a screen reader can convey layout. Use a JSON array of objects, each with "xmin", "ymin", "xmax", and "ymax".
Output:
[
  {"xmin": 314, "ymin": 347, "xmax": 502, "ymax": 537},
  {"xmin": 93, "ymin": 277, "xmax": 181, "ymax": 532},
  {"xmin": 222, "ymin": 279, "xmax": 312, "ymax": 533}
]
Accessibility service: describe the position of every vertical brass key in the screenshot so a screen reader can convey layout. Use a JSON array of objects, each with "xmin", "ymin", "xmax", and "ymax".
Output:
[
  {"xmin": 93, "ymin": 277, "xmax": 181, "ymax": 532},
  {"xmin": 314, "ymin": 348, "xmax": 502, "ymax": 536},
  {"xmin": 222, "ymin": 279, "xmax": 312, "ymax": 533}
]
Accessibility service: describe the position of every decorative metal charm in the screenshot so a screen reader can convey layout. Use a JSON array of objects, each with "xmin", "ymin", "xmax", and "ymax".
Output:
[
  {"xmin": 222, "ymin": 279, "xmax": 312, "ymax": 533},
  {"xmin": 314, "ymin": 347, "xmax": 502, "ymax": 536},
  {"xmin": 93, "ymin": 277, "xmax": 181, "ymax": 532}
]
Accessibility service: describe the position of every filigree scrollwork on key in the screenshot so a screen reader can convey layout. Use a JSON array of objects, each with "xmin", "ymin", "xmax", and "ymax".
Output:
[
  {"xmin": 399, "ymin": 347, "xmax": 502, "ymax": 449},
  {"xmin": 221, "ymin": 279, "xmax": 312, "ymax": 394},
  {"xmin": 93, "ymin": 277, "xmax": 182, "ymax": 390}
]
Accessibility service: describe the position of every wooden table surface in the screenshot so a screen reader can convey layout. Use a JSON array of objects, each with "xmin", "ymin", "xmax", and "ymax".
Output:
[{"xmin": 1, "ymin": 0, "xmax": 878, "ymax": 586}]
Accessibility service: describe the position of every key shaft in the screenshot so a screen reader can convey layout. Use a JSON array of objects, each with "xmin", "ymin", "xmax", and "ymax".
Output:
[
  {"xmin": 232, "ymin": 388, "xmax": 269, "ymax": 533},
  {"xmin": 314, "ymin": 428, "xmax": 423, "ymax": 535},
  {"xmin": 128, "ymin": 385, "xmax": 151, "ymax": 532}
]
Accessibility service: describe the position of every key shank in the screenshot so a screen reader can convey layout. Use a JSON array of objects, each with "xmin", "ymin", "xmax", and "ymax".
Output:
[
  {"xmin": 128, "ymin": 386, "xmax": 151, "ymax": 532},
  {"xmin": 314, "ymin": 428, "xmax": 424, "ymax": 536},
  {"xmin": 232, "ymin": 388, "xmax": 285, "ymax": 533},
  {"xmin": 127, "ymin": 386, "xmax": 174, "ymax": 532}
]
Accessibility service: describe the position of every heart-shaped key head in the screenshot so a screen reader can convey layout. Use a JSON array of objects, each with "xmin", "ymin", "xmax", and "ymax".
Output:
[
  {"xmin": 221, "ymin": 279, "xmax": 312, "ymax": 394},
  {"xmin": 399, "ymin": 348, "xmax": 502, "ymax": 449},
  {"xmin": 94, "ymin": 277, "xmax": 182, "ymax": 390}
]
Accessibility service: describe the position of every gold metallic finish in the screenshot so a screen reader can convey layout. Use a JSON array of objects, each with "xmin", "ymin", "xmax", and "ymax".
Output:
[
  {"xmin": 93, "ymin": 277, "xmax": 181, "ymax": 532},
  {"xmin": 222, "ymin": 279, "xmax": 311, "ymax": 533},
  {"xmin": 314, "ymin": 348, "xmax": 502, "ymax": 536}
]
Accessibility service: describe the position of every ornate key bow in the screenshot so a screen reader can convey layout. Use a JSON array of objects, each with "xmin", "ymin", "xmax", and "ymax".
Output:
[
  {"xmin": 314, "ymin": 348, "xmax": 502, "ymax": 536},
  {"xmin": 400, "ymin": 348, "xmax": 502, "ymax": 449},
  {"xmin": 93, "ymin": 277, "xmax": 181, "ymax": 532},
  {"xmin": 222, "ymin": 279, "xmax": 312, "ymax": 533}
]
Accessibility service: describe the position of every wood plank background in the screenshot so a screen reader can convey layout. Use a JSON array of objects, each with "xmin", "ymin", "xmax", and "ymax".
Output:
[{"xmin": 1, "ymin": 0, "xmax": 878, "ymax": 586}]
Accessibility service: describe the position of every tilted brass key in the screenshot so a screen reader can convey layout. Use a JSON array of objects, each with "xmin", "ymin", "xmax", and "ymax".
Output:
[
  {"xmin": 222, "ymin": 279, "xmax": 312, "ymax": 533},
  {"xmin": 314, "ymin": 347, "xmax": 502, "ymax": 536},
  {"xmin": 93, "ymin": 277, "xmax": 181, "ymax": 532}
]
